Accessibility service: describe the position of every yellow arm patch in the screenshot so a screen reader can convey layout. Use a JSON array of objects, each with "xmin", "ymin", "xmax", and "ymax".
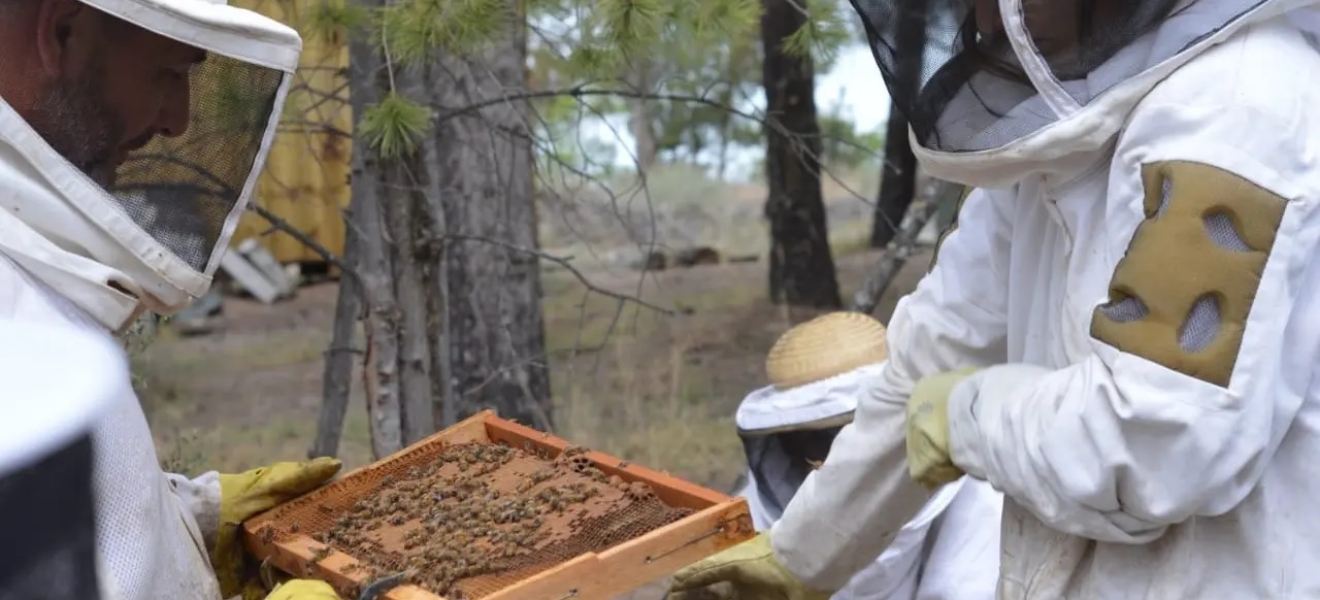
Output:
[{"xmin": 1090, "ymin": 161, "xmax": 1288, "ymax": 387}]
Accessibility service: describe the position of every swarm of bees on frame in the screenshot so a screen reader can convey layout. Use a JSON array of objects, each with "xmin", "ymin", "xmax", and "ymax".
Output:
[{"xmin": 312, "ymin": 442, "xmax": 686, "ymax": 597}]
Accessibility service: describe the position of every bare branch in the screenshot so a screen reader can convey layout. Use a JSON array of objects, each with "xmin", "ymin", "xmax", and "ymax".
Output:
[
  {"xmin": 245, "ymin": 203, "xmax": 365, "ymax": 287},
  {"xmin": 437, "ymin": 233, "xmax": 672, "ymax": 315},
  {"xmin": 850, "ymin": 178, "xmax": 961, "ymax": 314}
]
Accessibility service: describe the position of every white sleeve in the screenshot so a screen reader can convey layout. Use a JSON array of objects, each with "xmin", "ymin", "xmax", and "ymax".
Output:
[
  {"xmin": 945, "ymin": 101, "xmax": 1320, "ymax": 543},
  {"xmin": 164, "ymin": 470, "xmax": 222, "ymax": 551},
  {"xmin": 771, "ymin": 187, "xmax": 1014, "ymax": 591}
]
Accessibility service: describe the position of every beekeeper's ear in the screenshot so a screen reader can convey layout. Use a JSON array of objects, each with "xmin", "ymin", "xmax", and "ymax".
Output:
[{"xmin": 33, "ymin": 0, "xmax": 87, "ymax": 76}]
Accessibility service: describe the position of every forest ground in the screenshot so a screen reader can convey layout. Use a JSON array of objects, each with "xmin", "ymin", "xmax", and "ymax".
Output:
[{"xmin": 132, "ymin": 167, "xmax": 932, "ymax": 598}]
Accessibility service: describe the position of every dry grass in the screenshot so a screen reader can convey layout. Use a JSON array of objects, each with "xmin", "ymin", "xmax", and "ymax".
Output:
[
  {"xmin": 137, "ymin": 250, "xmax": 929, "ymax": 485},
  {"xmin": 122, "ymin": 156, "xmax": 942, "ymax": 600},
  {"xmin": 136, "ymin": 168, "xmax": 922, "ymax": 500},
  {"xmin": 135, "ymin": 244, "xmax": 931, "ymax": 600},
  {"xmin": 537, "ymin": 163, "xmax": 878, "ymax": 270}
]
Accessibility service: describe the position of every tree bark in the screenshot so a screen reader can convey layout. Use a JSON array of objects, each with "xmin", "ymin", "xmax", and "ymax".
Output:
[
  {"xmin": 429, "ymin": 0, "xmax": 553, "ymax": 431},
  {"xmin": 625, "ymin": 60, "xmax": 659, "ymax": 171},
  {"xmin": 412, "ymin": 62, "xmax": 457, "ymax": 430},
  {"xmin": 870, "ymin": 108, "xmax": 917, "ymax": 248},
  {"xmin": 760, "ymin": 0, "xmax": 842, "ymax": 309},
  {"xmin": 869, "ymin": 0, "xmax": 929, "ymax": 248},
  {"xmin": 346, "ymin": 13, "xmax": 403, "ymax": 459},
  {"xmin": 851, "ymin": 177, "xmax": 960, "ymax": 315},
  {"xmin": 379, "ymin": 99, "xmax": 436, "ymax": 445},
  {"xmin": 310, "ymin": 211, "xmax": 360, "ymax": 459}
]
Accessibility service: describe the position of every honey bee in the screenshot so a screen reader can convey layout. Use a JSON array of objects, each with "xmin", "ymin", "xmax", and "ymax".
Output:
[{"xmin": 311, "ymin": 546, "xmax": 334, "ymax": 562}]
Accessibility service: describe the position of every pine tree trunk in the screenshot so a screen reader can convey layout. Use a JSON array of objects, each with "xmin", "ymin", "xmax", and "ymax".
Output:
[
  {"xmin": 760, "ymin": 0, "xmax": 842, "ymax": 309},
  {"xmin": 869, "ymin": 0, "xmax": 929, "ymax": 248},
  {"xmin": 345, "ymin": 20, "xmax": 403, "ymax": 458},
  {"xmin": 870, "ymin": 108, "xmax": 917, "ymax": 248},
  {"xmin": 625, "ymin": 60, "xmax": 658, "ymax": 170},
  {"xmin": 429, "ymin": 0, "xmax": 552, "ymax": 431},
  {"xmin": 310, "ymin": 210, "xmax": 360, "ymax": 459},
  {"xmin": 379, "ymin": 84, "xmax": 436, "ymax": 445}
]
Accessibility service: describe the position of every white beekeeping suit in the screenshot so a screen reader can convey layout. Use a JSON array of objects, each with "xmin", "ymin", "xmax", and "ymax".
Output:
[
  {"xmin": 734, "ymin": 312, "xmax": 1001, "ymax": 600},
  {"xmin": 0, "ymin": 322, "xmax": 123, "ymax": 600},
  {"xmin": 0, "ymin": 0, "xmax": 303, "ymax": 597},
  {"xmin": 671, "ymin": 0, "xmax": 1320, "ymax": 598}
]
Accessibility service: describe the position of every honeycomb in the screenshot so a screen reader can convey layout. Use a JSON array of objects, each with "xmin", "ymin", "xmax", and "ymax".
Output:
[{"xmin": 253, "ymin": 439, "xmax": 695, "ymax": 599}]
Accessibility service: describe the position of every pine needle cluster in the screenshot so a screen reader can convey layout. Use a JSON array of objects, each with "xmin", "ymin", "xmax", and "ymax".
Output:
[{"xmin": 289, "ymin": 0, "xmax": 852, "ymax": 161}]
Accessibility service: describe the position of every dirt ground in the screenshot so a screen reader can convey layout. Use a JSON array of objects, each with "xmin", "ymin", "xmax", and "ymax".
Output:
[{"xmin": 134, "ymin": 246, "xmax": 931, "ymax": 598}]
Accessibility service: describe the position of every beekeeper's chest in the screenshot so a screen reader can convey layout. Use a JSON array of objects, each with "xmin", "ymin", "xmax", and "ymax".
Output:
[{"xmin": 1003, "ymin": 169, "xmax": 1126, "ymax": 368}]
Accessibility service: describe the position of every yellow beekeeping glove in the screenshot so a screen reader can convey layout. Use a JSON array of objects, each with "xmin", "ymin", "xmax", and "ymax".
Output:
[
  {"xmin": 667, "ymin": 532, "xmax": 833, "ymax": 600},
  {"xmin": 906, "ymin": 368, "xmax": 980, "ymax": 489},
  {"xmin": 215, "ymin": 458, "xmax": 343, "ymax": 600},
  {"xmin": 264, "ymin": 579, "xmax": 343, "ymax": 600}
]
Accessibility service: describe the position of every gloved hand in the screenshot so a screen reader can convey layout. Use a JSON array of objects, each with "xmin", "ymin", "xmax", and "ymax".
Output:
[
  {"xmin": 215, "ymin": 457, "xmax": 343, "ymax": 600},
  {"xmin": 667, "ymin": 531, "xmax": 832, "ymax": 600},
  {"xmin": 264, "ymin": 579, "xmax": 342, "ymax": 600},
  {"xmin": 906, "ymin": 368, "xmax": 980, "ymax": 489}
]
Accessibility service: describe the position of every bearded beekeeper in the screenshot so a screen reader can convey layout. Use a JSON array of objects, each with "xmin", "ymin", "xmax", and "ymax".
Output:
[
  {"xmin": 669, "ymin": 0, "xmax": 1320, "ymax": 598},
  {"xmin": 735, "ymin": 312, "xmax": 1001, "ymax": 600},
  {"xmin": 0, "ymin": 1, "xmax": 344, "ymax": 599}
]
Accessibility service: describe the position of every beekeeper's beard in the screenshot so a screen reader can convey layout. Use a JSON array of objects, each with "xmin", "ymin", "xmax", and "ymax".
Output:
[{"xmin": 25, "ymin": 64, "xmax": 123, "ymax": 188}]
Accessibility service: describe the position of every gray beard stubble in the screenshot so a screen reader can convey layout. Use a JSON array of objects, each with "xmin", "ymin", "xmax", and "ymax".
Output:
[{"xmin": 27, "ymin": 66, "xmax": 120, "ymax": 187}]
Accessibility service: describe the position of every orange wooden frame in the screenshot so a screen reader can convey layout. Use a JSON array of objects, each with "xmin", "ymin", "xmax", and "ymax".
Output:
[{"xmin": 242, "ymin": 410, "xmax": 754, "ymax": 600}]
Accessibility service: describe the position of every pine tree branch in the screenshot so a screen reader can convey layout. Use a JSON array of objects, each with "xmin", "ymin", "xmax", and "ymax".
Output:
[
  {"xmin": 246, "ymin": 203, "xmax": 365, "ymax": 286},
  {"xmin": 436, "ymin": 233, "xmax": 672, "ymax": 315},
  {"xmin": 431, "ymin": 84, "xmax": 878, "ymax": 206},
  {"xmin": 433, "ymin": 86, "xmax": 760, "ymax": 125}
]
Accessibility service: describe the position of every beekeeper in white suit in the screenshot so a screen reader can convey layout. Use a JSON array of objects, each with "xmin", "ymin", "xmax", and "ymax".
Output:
[
  {"xmin": 0, "ymin": 1, "xmax": 343, "ymax": 599},
  {"xmin": 734, "ymin": 312, "xmax": 1001, "ymax": 600},
  {"xmin": 669, "ymin": 0, "xmax": 1320, "ymax": 598}
]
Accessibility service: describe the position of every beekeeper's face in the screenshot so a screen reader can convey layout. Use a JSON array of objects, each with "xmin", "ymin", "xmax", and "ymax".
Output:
[
  {"xmin": 4, "ymin": 0, "xmax": 205, "ymax": 186},
  {"xmin": 973, "ymin": 0, "xmax": 1086, "ymax": 53},
  {"xmin": 971, "ymin": 0, "xmax": 1137, "ymax": 67}
]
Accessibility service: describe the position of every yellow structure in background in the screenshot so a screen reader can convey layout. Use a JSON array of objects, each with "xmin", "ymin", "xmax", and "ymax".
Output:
[{"xmin": 229, "ymin": 0, "xmax": 353, "ymax": 264}]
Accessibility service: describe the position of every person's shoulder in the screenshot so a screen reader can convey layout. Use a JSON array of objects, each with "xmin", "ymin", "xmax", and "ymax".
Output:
[
  {"xmin": 1118, "ymin": 18, "xmax": 1320, "ymax": 185},
  {"xmin": 1138, "ymin": 17, "xmax": 1320, "ymax": 134},
  {"xmin": 0, "ymin": 254, "xmax": 100, "ymax": 330}
]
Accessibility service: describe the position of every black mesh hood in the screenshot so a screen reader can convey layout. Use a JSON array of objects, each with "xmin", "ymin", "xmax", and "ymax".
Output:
[
  {"xmin": 740, "ymin": 426, "xmax": 846, "ymax": 521},
  {"xmin": 847, "ymin": 0, "xmax": 1272, "ymax": 153},
  {"xmin": 0, "ymin": 434, "xmax": 103, "ymax": 600}
]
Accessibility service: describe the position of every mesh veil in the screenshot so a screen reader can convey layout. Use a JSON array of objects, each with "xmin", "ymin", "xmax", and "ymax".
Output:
[
  {"xmin": 847, "ymin": 0, "xmax": 1268, "ymax": 153},
  {"xmin": 739, "ymin": 425, "xmax": 845, "ymax": 521},
  {"xmin": 107, "ymin": 53, "xmax": 283, "ymax": 274}
]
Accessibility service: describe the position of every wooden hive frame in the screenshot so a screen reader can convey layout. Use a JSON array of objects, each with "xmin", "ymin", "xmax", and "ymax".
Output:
[{"xmin": 242, "ymin": 410, "xmax": 755, "ymax": 600}]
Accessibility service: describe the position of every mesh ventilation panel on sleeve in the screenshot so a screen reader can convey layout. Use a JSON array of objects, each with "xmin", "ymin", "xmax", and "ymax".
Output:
[
  {"xmin": 108, "ymin": 55, "xmax": 282, "ymax": 273},
  {"xmin": 845, "ymin": 0, "xmax": 1259, "ymax": 153}
]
